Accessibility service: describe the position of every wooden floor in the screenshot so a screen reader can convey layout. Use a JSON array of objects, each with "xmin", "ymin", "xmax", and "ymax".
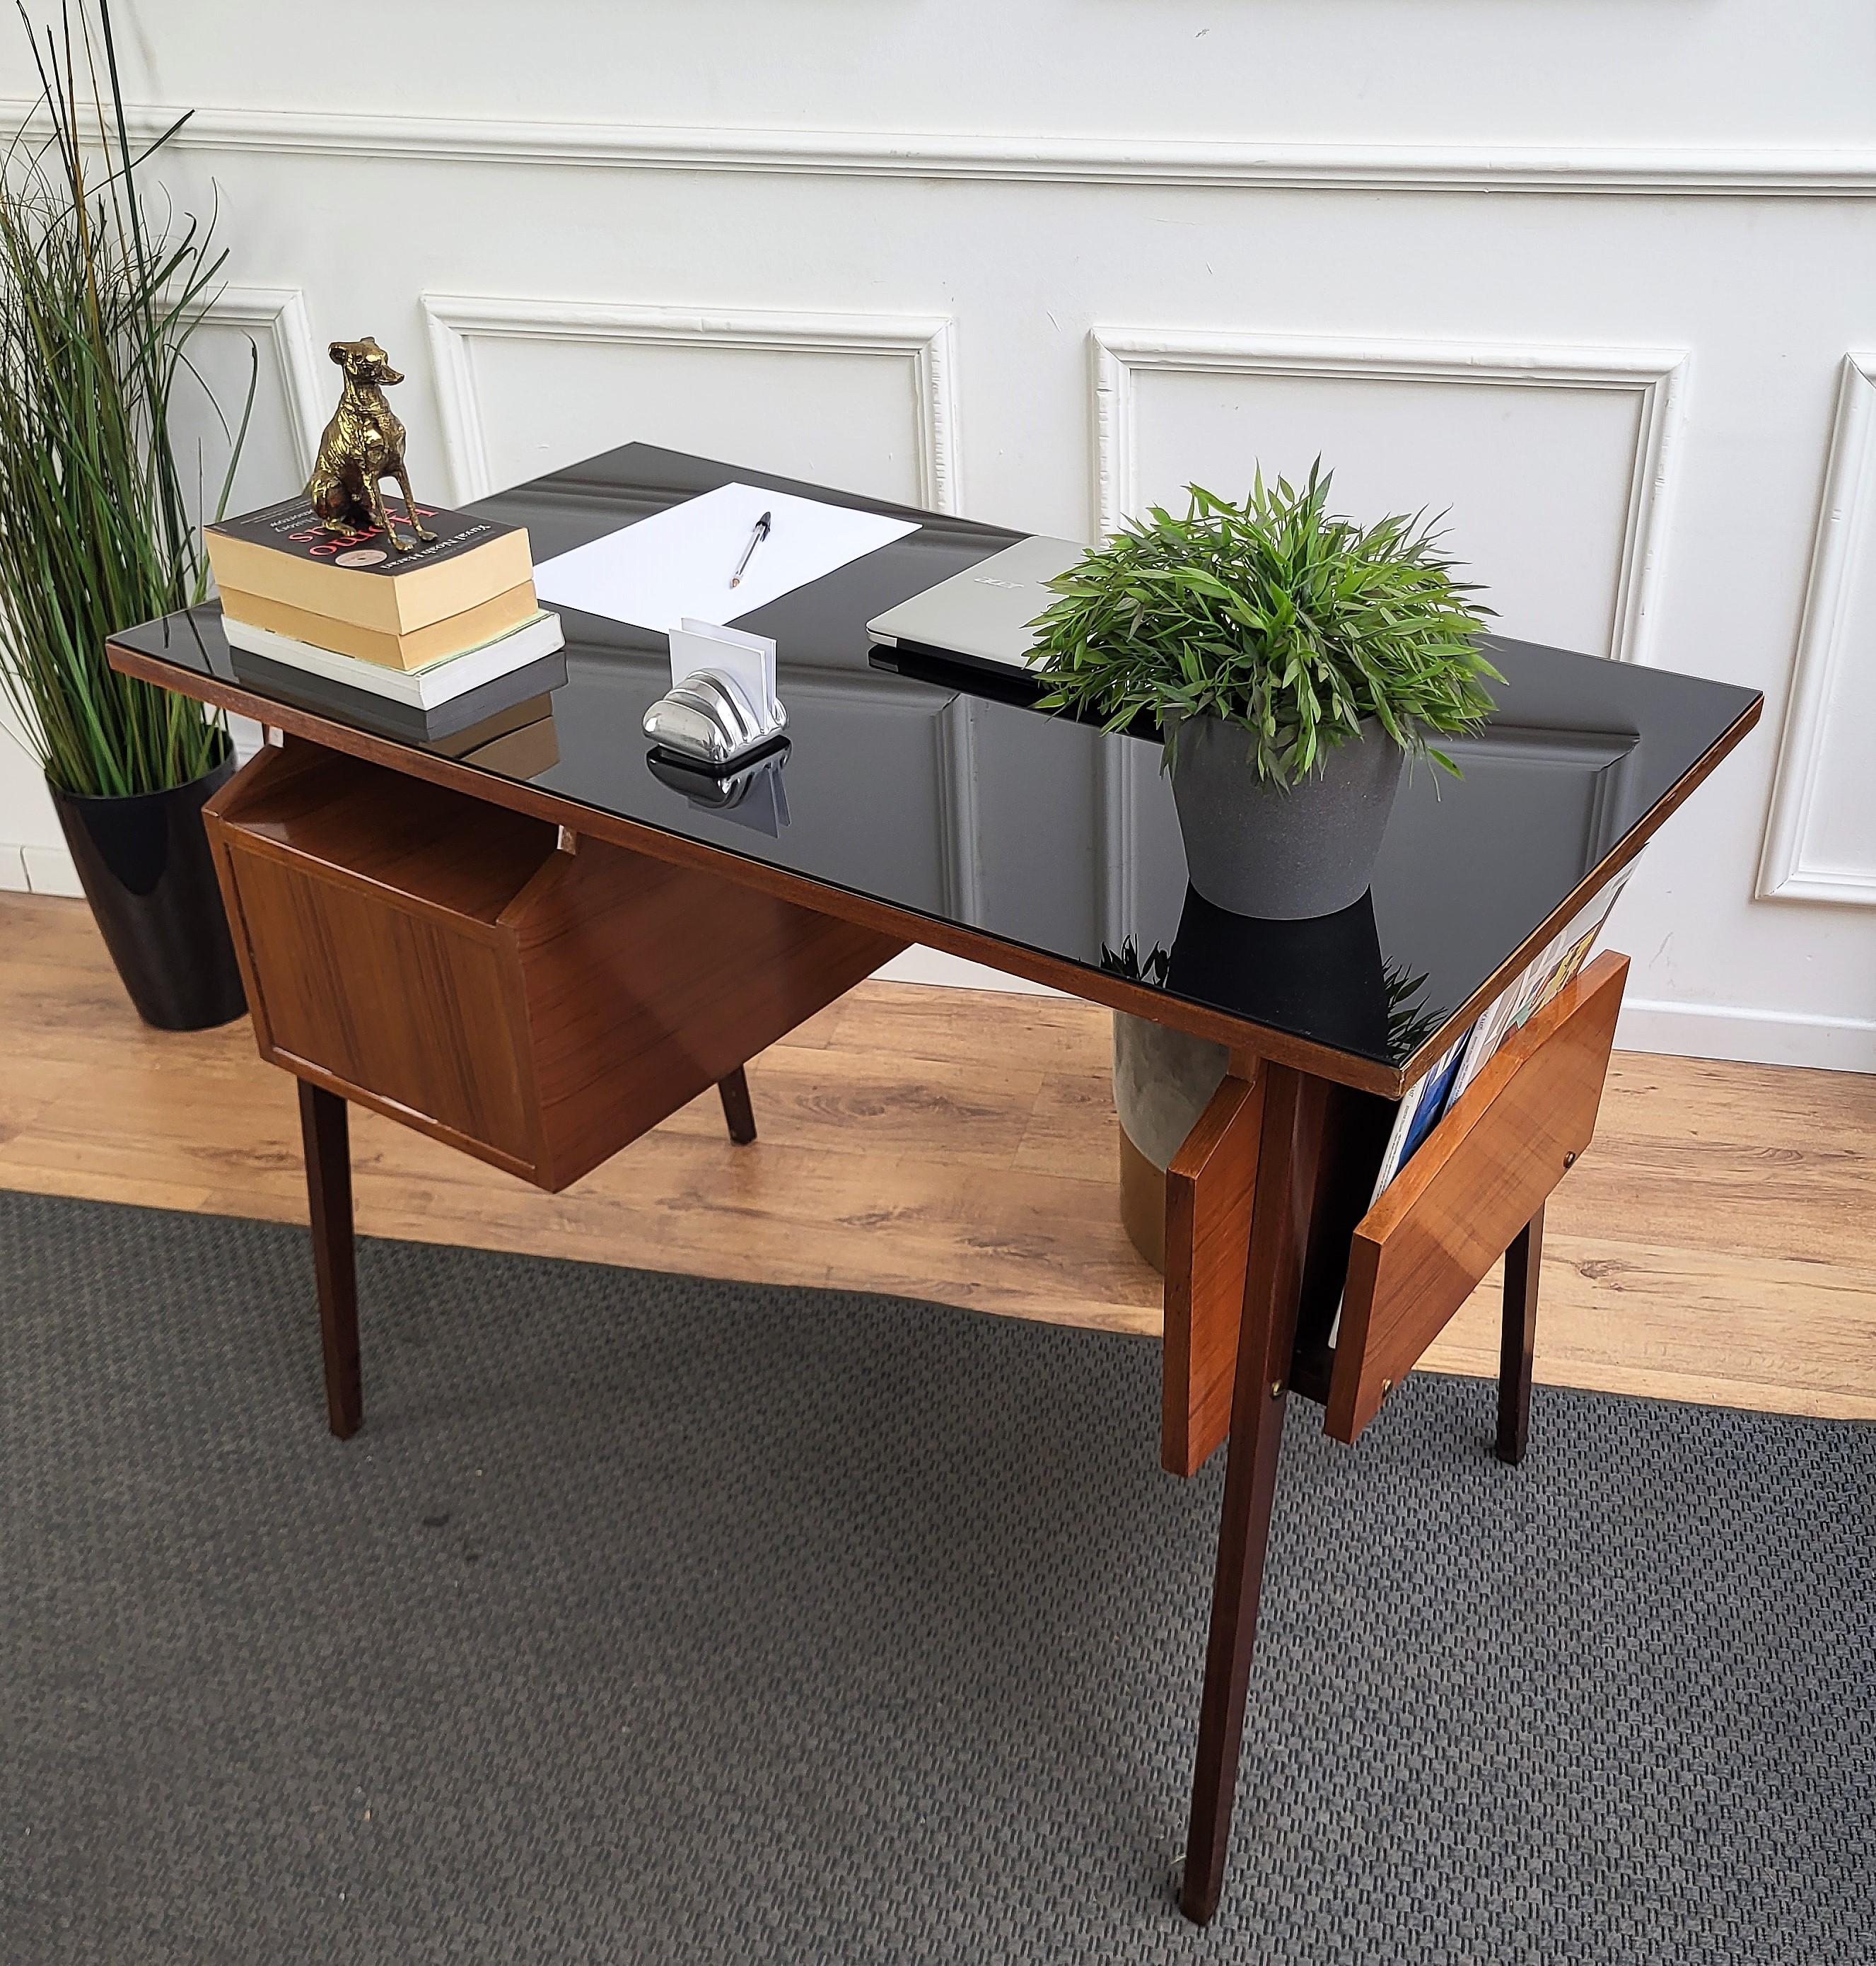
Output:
[{"xmin": 5, "ymin": 891, "xmax": 1874, "ymax": 1420}]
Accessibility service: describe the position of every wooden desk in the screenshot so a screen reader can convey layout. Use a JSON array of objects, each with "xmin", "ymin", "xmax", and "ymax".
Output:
[{"xmin": 108, "ymin": 443, "xmax": 1759, "ymax": 1925}]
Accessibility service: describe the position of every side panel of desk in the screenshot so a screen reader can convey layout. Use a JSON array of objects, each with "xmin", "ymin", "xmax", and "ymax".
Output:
[{"xmin": 1327, "ymin": 952, "xmax": 1629, "ymax": 1442}]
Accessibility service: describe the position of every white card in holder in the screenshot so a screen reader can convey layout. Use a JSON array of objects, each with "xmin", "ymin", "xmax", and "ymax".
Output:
[{"xmin": 643, "ymin": 619, "xmax": 788, "ymax": 767}]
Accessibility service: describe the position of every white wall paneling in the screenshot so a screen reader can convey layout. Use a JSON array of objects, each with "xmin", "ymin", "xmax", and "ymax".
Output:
[
  {"xmin": 3, "ymin": 4, "xmax": 1875, "ymax": 1064},
  {"xmin": 421, "ymin": 296, "xmax": 958, "ymax": 509},
  {"xmin": 1757, "ymin": 353, "xmax": 1876, "ymax": 907},
  {"xmin": 12, "ymin": 0, "xmax": 1876, "ymax": 160},
  {"xmin": 196, "ymin": 285, "xmax": 325, "ymax": 479},
  {"xmin": 177, "ymin": 287, "xmax": 316, "ymax": 771},
  {"xmin": 1092, "ymin": 330, "xmax": 1689, "ymax": 669},
  {"xmin": 167, "ymin": 282, "xmax": 322, "ymax": 528}
]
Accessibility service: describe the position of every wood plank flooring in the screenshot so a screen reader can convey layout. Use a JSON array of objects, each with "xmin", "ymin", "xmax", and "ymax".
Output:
[{"xmin": 4, "ymin": 891, "xmax": 1872, "ymax": 1420}]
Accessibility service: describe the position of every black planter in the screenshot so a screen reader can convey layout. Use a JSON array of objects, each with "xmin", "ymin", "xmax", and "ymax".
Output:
[
  {"xmin": 1167, "ymin": 885, "xmax": 1392, "ymax": 1057},
  {"xmin": 49, "ymin": 744, "xmax": 247, "ymax": 1031}
]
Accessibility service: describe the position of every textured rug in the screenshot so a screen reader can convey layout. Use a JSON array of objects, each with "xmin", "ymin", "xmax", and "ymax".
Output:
[{"xmin": 1, "ymin": 1188, "xmax": 1870, "ymax": 1964}]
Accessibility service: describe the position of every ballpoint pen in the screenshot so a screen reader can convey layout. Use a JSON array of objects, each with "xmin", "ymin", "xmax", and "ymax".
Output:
[{"xmin": 729, "ymin": 511, "xmax": 773, "ymax": 588}]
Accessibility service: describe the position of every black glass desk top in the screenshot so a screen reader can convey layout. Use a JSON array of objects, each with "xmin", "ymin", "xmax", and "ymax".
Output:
[{"xmin": 111, "ymin": 441, "xmax": 1760, "ymax": 1088}]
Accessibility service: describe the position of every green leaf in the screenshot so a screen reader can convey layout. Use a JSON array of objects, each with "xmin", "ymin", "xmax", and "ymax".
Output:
[
  {"xmin": 0, "ymin": 1, "xmax": 239, "ymax": 796},
  {"xmin": 1023, "ymin": 473, "xmax": 1497, "ymax": 786}
]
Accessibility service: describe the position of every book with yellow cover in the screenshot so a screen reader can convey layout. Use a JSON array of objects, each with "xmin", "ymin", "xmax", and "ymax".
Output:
[
  {"xmin": 217, "ymin": 580, "xmax": 539, "ymax": 671},
  {"xmin": 204, "ymin": 498, "xmax": 532, "ymax": 636}
]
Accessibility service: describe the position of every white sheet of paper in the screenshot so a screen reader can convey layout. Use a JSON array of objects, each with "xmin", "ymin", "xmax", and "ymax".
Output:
[{"xmin": 532, "ymin": 482, "xmax": 920, "ymax": 635}]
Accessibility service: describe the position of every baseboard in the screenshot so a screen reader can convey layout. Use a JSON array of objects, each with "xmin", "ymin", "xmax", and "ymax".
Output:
[
  {"xmin": 13, "ymin": 844, "xmax": 83, "ymax": 897},
  {"xmin": 1616, "ymin": 996, "xmax": 1876, "ymax": 1072},
  {"xmin": 0, "ymin": 840, "xmax": 81, "ymax": 895}
]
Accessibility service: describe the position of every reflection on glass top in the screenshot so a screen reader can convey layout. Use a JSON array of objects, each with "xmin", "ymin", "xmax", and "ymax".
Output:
[{"xmin": 112, "ymin": 443, "xmax": 1759, "ymax": 1075}]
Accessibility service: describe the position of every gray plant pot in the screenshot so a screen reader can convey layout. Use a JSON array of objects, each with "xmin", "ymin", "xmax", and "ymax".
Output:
[
  {"xmin": 1111, "ymin": 1008, "xmax": 1229, "ymax": 1272},
  {"xmin": 1166, "ymin": 712, "xmax": 1406, "ymax": 919},
  {"xmin": 1111, "ymin": 1010, "xmax": 1228, "ymax": 1175}
]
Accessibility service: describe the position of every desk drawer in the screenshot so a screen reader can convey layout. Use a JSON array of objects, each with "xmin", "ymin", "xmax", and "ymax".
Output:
[
  {"xmin": 223, "ymin": 834, "xmax": 537, "ymax": 1163},
  {"xmin": 1325, "ymin": 951, "xmax": 1629, "ymax": 1443},
  {"xmin": 204, "ymin": 742, "xmax": 902, "ymax": 1189}
]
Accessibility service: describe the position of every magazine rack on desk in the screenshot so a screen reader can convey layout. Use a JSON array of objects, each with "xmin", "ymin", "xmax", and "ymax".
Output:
[
  {"xmin": 1328, "ymin": 949, "xmax": 1629, "ymax": 1446},
  {"xmin": 1160, "ymin": 950, "xmax": 1629, "ymax": 1473}
]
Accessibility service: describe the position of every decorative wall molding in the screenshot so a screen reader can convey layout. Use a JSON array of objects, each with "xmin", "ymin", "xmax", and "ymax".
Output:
[
  {"xmin": 194, "ymin": 284, "xmax": 325, "ymax": 479},
  {"xmin": 421, "ymin": 293, "xmax": 959, "ymax": 508},
  {"xmin": 25, "ymin": 98, "xmax": 1876, "ymax": 199},
  {"xmin": 1090, "ymin": 327, "xmax": 1690, "ymax": 668},
  {"xmin": 1756, "ymin": 353, "xmax": 1876, "ymax": 906}
]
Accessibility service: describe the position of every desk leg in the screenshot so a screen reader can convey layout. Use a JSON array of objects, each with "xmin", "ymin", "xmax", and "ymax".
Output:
[
  {"xmin": 716, "ymin": 1066, "xmax": 757, "ymax": 1146},
  {"xmin": 298, "ymin": 1080, "xmax": 361, "ymax": 1440},
  {"xmin": 1180, "ymin": 1064, "xmax": 1326, "ymax": 1926},
  {"xmin": 1496, "ymin": 1204, "xmax": 1543, "ymax": 1467}
]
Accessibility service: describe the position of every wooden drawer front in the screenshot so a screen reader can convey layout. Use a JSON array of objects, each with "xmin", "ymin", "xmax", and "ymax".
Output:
[
  {"xmin": 505, "ymin": 840, "xmax": 900, "ymax": 1180},
  {"xmin": 1326, "ymin": 951, "xmax": 1629, "ymax": 1444},
  {"xmin": 226, "ymin": 845, "xmax": 536, "ymax": 1168},
  {"xmin": 204, "ymin": 740, "xmax": 907, "ymax": 1192}
]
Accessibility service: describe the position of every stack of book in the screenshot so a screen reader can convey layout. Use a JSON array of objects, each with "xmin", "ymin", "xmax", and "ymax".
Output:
[{"xmin": 204, "ymin": 499, "xmax": 564, "ymax": 709}]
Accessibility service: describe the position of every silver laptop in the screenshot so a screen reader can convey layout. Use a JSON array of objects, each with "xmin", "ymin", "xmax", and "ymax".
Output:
[{"xmin": 867, "ymin": 534, "xmax": 1087, "ymax": 675}]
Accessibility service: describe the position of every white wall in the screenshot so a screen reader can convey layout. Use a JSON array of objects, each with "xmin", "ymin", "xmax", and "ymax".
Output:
[{"xmin": 4, "ymin": 1, "xmax": 1873, "ymax": 1068}]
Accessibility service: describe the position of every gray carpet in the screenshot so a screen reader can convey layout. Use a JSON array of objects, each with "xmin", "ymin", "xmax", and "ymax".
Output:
[{"xmin": 1, "ymin": 1190, "xmax": 1870, "ymax": 1964}]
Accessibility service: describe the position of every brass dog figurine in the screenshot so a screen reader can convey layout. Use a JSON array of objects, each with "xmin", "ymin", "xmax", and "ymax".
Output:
[{"xmin": 306, "ymin": 337, "xmax": 437, "ymax": 552}]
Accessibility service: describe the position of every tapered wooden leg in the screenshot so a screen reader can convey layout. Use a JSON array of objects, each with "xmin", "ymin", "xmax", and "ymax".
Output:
[
  {"xmin": 716, "ymin": 1066, "xmax": 757, "ymax": 1146},
  {"xmin": 1180, "ymin": 1064, "xmax": 1328, "ymax": 1926},
  {"xmin": 297, "ymin": 1079, "xmax": 361, "ymax": 1439},
  {"xmin": 1496, "ymin": 1204, "xmax": 1543, "ymax": 1467}
]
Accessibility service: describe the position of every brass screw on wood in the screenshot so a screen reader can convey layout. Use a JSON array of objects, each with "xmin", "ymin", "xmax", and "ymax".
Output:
[
  {"xmin": 1269, "ymin": 1380, "xmax": 1283, "ymax": 1398},
  {"xmin": 1563, "ymin": 1151, "xmax": 1577, "ymax": 1168},
  {"xmin": 1381, "ymin": 1378, "xmax": 1393, "ymax": 1395}
]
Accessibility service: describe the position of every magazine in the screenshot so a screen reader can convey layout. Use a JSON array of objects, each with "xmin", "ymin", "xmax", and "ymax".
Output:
[
  {"xmin": 1445, "ymin": 865, "xmax": 1636, "ymax": 1110},
  {"xmin": 1326, "ymin": 861, "xmax": 1636, "ymax": 1349}
]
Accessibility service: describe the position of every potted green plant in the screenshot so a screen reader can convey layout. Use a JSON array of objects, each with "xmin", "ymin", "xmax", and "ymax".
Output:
[
  {"xmin": 0, "ymin": 2, "xmax": 255, "ymax": 1028},
  {"xmin": 1030, "ymin": 468, "xmax": 1501, "ymax": 919}
]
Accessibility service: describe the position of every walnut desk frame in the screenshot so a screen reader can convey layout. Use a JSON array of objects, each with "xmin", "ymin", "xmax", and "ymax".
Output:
[{"xmin": 106, "ymin": 444, "xmax": 1760, "ymax": 1929}]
